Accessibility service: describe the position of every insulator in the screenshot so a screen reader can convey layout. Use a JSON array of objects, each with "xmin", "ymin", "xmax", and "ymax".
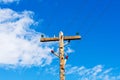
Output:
[
  {"xmin": 51, "ymin": 50, "xmax": 54, "ymax": 53},
  {"xmin": 76, "ymin": 32, "xmax": 79, "ymax": 35},
  {"xmin": 65, "ymin": 55, "xmax": 68, "ymax": 59},
  {"xmin": 41, "ymin": 34, "xmax": 44, "ymax": 38}
]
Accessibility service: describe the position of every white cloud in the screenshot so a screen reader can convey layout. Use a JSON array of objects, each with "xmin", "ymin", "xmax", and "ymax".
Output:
[
  {"xmin": 67, "ymin": 65, "xmax": 120, "ymax": 80},
  {"xmin": 66, "ymin": 47, "xmax": 74, "ymax": 53},
  {"xmin": 0, "ymin": 0, "xmax": 19, "ymax": 4},
  {"xmin": 46, "ymin": 64, "xmax": 120, "ymax": 80},
  {"xmin": 0, "ymin": 8, "xmax": 55, "ymax": 68}
]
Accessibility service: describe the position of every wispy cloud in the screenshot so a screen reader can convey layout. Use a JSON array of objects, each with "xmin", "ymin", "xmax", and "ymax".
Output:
[
  {"xmin": 0, "ymin": 0, "xmax": 19, "ymax": 4},
  {"xmin": 46, "ymin": 64, "xmax": 120, "ymax": 80},
  {"xmin": 66, "ymin": 65, "xmax": 120, "ymax": 80},
  {"xmin": 0, "ymin": 8, "xmax": 55, "ymax": 68},
  {"xmin": 66, "ymin": 47, "xmax": 74, "ymax": 54}
]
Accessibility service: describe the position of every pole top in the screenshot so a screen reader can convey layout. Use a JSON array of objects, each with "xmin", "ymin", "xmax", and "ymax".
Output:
[{"xmin": 59, "ymin": 31, "xmax": 63, "ymax": 36}]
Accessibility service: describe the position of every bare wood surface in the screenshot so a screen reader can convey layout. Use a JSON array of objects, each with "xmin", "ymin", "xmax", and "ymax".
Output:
[{"xmin": 40, "ymin": 36, "xmax": 81, "ymax": 42}]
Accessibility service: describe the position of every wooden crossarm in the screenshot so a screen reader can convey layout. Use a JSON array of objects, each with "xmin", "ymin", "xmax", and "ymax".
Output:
[{"xmin": 40, "ymin": 36, "xmax": 81, "ymax": 42}]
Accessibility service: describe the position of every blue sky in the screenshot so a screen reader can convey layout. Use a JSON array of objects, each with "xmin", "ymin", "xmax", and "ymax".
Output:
[{"xmin": 0, "ymin": 0, "xmax": 120, "ymax": 80}]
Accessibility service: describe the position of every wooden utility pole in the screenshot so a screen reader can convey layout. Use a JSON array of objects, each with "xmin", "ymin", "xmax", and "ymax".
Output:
[
  {"xmin": 40, "ymin": 31, "xmax": 81, "ymax": 80},
  {"xmin": 59, "ymin": 32, "xmax": 65, "ymax": 80}
]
